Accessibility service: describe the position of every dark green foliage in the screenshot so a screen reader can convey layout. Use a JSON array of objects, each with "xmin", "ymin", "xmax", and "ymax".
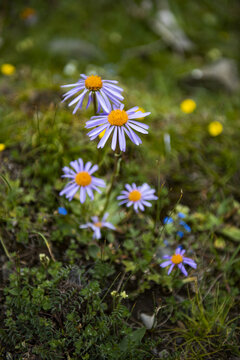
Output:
[{"xmin": 1, "ymin": 264, "xmax": 151, "ymax": 360}]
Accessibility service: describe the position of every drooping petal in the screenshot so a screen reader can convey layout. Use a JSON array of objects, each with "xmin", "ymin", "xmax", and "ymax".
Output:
[
  {"xmin": 111, "ymin": 127, "xmax": 118, "ymax": 151},
  {"xmin": 96, "ymin": 91, "xmax": 111, "ymax": 113},
  {"xmin": 68, "ymin": 89, "xmax": 87, "ymax": 107},
  {"xmin": 178, "ymin": 263, "xmax": 188, "ymax": 276},
  {"xmin": 168, "ymin": 264, "xmax": 175, "ymax": 275},
  {"xmin": 97, "ymin": 126, "xmax": 114, "ymax": 148},
  {"xmin": 127, "ymin": 122, "xmax": 148, "ymax": 134},
  {"xmin": 60, "ymin": 182, "xmax": 78, "ymax": 197},
  {"xmin": 183, "ymin": 258, "xmax": 197, "ymax": 269},
  {"xmin": 86, "ymin": 186, "xmax": 94, "ymax": 200},
  {"xmin": 80, "ymin": 187, "xmax": 86, "ymax": 203}
]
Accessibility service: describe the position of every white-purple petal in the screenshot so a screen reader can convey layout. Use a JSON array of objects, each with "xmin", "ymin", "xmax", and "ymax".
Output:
[
  {"xmin": 178, "ymin": 263, "xmax": 188, "ymax": 276},
  {"xmin": 128, "ymin": 122, "xmax": 149, "ymax": 134},
  {"xmin": 89, "ymin": 164, "xmax": 98, "ymax": 175},
  {"xmin": 97, "ymin": 126, "xmax": 114, "ymax": 148},
  {"xmin": 128, "ymin": 111, "xmax": 151, "ymax": 119},
  {"xmin": 160, "ymin": 260, "xmax": 172, "ymax": 268},
  {"xmin": 68, "ymin": 89, "xmax": 87, "ymax": 107},
  {"xmin": 96, "ymin": 91, "xmax": 111, "ymax": 113},
  {"xmin": 111, "ymin": 127, "xmax": 118, "ymax": 151},
  {"xmin": 126, "ymin": 106, "xmax": 140, "ymax": 114},
  {"xmin": 86, "ymin": 93, "xmax": 92, "ymax": 109},
  {"xmin": 70, "ymin": 160, "xmax": 81, "ymax": 173},
  {"xmin": 103, "ymin": 82, "xmax": 123, "ymax": 92},
  {"xmin": 80, "ymin": 187, "xmax": 86, "ymax": 203},
  {"xmin": 168, "ymin": 264, "xmax": 175, "ymax": 275},
  {"xmin": 128, "ymin": 120, "xmax": 149, "ymax": 130},
  {"xmin": 84, "ymin": 161, "xmax": 92, "ymax": 172}
]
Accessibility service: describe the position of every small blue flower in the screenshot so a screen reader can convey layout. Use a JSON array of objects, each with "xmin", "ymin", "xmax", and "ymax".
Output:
[
  {"xmin": 163, "ymin": 216, "xmax": 173, "ymax": 225},
  {"xmin": 178, "ymin": 212, "xmax": 186, "ymax": 219},
  {"xmin": 179, "ymin": 220, "xmax": 191, "ymax": 232},
  {"xmin": 58, "ymin": 207, "xmax": 68, "ymax": 215},
  {"xmin": 177, "ymin": 231, "xmax": 184, "ymax": 238}
]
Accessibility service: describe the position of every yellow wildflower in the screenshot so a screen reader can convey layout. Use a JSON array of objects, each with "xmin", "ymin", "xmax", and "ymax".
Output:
[
  {"xmin": 208, "ymin": 121, "xmax": 223, "ymax": 137},
  {"xmin": 111, "ymin": 290, "xmax": 117, "ymax": 297},
  {"xmin": 135, "ymin": 107, "xmax": 145, "ymax": 120},
  {"xmin": 1, "ymin": 64, "xmax": 16, "ymax": 76},
  {"xmin": 99, "ymin": 129, "xmax": 106, "ymax": 139},
  {"xmin": 0, "ymin": 144, "xmax": 6, "ymax": 152},
  {"xmin": 180, "ymin": 99, "xmax": 196, "ymax": 114}
]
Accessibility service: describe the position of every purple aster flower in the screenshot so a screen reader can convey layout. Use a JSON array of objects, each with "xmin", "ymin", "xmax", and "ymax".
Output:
[
  {"xmin": 117, "ymin": 183, "xmax": 158, "ymax": 213},
  {"xmin": 61, "ymin": 74, "xmax": 124, "ymax": 114},
  {"xmin": 80, "ymin": 213, "xmax": 116, "ymax": 239},
  {"xmin": 160, "ymin": 247, "xmax": 197, "ymax": 276},
  {"xmin": 59, "ymin": 158, "xmax": 106, "ymax": 203},
  {"xmin": 85, "ymin": 104, "xmax": 150, "ymax": 152}
]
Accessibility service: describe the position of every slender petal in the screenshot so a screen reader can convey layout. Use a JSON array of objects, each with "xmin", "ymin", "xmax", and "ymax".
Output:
[{"xmin": 160, "ymin": 260, "xmax": 172, "ymax": 268}]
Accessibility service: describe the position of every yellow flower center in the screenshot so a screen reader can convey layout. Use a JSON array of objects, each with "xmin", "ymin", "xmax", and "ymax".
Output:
[
  {"xmin": 85, "ymin": 75, "xmax": 103, "ymax": 91},
  {"xmin": 171, "ymin": 254, "xmax": 183, "ymax": 265},
  {"xmin": 75, "ymin": 171, "xmax": 92, "ymax": 186},
  {"xmin": 128, "ymin": 190, "xmax": 142, "ymax": 202},
  {"xmin": 94, "ymin": 222, "xmax": 102, "ymax": 228},
  {"xmin": 108, "ymin": 109, "xmax": 128, "ymax": 126}
]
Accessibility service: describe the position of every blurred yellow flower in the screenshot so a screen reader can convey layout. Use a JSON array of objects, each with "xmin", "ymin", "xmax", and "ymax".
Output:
[
  {"xmin": 135, "ymin": 107, "xmax": 145, "ymax": 120},
  {"xmin": 180, "ymin": 99, "xmax": 196, "ymax": 114},
  {"xmin": 208, "ymin": 121, "xmax": 223, "ymax": 137},
  {"xmin": 99, "ymin": 129, "xmax": 106, "ymax": 139},
  {"xmin": 0, "ymin": 144, "xmax": 6, "ymax": 152},
  {"xmin": 1, "ymin": 64, "xmax": 16, "ymax": 76}
]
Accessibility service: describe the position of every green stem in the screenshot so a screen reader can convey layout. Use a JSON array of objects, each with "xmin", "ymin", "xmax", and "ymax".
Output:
[
  {"xmin": 154, "ymin": 159, "xmax": 161, "ymax": 232},
  {"xmin": 93, "ymin": 92, "xmax": 97, "ymax": 115},
  {"xmin": 100, "ymin": 151, "xmax": 122, "ymax": 217},
  {"xmin": 0, "ymin": 235, "xmax": 12, "ymax": 261},
  {"xmin": 32, "ymin": 231, "xmax": 56, "ymax": 262}
]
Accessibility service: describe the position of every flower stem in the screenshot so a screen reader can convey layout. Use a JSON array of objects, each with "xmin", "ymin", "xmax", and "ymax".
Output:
[
  {"xmin": 32, "ymin": 231, "xmax": 56, "ymax": 262},
  {"xmin": 93, "ymin": 92, "xmax": 97, "ymax": 115},
  {"xmin": 100, "ymin": 151, "xmax": 122, "ymax": 216},
  {"xmin": 0, "ymin": 235, "xmax": 12, "ymax": 261}
]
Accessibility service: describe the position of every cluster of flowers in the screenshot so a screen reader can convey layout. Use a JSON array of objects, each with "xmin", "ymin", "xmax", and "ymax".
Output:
[
  {"xmin": 59, "ymin": 73, "xmax": 158, "ymax": 238},
  {"xmin": 59, "ymin": 73, "xmax": 197, "ymax": 276},
  {"xmin": 163, "ymin": 212, "xmax": 191, "ymax": 238}
]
